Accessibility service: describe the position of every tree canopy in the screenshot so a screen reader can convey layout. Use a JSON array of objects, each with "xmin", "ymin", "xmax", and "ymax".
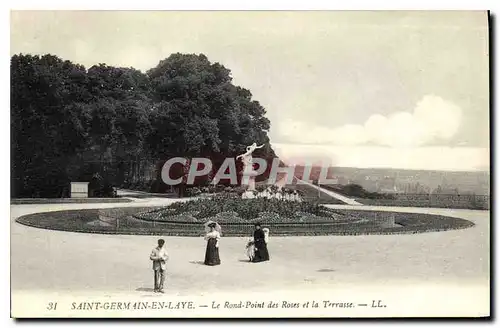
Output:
[{"xmin": 11, "ymin": 53, "xmax": 276, "ymax": 197}]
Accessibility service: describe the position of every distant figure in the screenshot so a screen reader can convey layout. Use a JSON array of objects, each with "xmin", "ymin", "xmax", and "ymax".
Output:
[
  {"xmin": 150, "ymin": 239, "xmax": 169, "ymax": 293},
  {"xmin": 204, "ymin": 221, "xmax": 221, "ymax": 266},
  {"xmin": 252, "ymin": 223, "xmax": 270, "ymax": 262}
]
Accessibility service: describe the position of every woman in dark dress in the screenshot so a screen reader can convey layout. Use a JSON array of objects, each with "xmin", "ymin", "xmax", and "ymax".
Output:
[
  {"xmin": 204, "ymin": 222, "xmax": 221, "ymax": 266},
  {"xmin": 252, "ymin": 223, "xmax": 270, "ymax": 262}
]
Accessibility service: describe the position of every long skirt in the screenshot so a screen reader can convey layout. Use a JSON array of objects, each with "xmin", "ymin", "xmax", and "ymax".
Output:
[
  {"xmin": 252, "ymin": 241, "xmax": 269, "ymax": 262},
  {"xmin": 204, "ymin": 238, "xmax": 221, "ymax": 266}
]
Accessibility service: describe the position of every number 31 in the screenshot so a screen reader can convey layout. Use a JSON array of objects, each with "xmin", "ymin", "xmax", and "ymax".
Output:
[{"xmin": 47, "ymin": 302, "xmax": 58, "ymax": 311}]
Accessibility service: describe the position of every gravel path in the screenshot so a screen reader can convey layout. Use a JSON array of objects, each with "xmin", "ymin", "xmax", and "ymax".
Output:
[{"xmin": 10, "ymin": 200, "xmax": 490, "ymax": 317}]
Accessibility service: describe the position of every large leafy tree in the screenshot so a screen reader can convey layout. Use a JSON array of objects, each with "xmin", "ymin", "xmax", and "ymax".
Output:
[
  {"xmin": 11, "ymin": 52, "xmax": 276, "ymax": 197},
  {"xmin": 81, "ymin": 65, "xmax": 153, "ymax": 186},
  {"xmin": 11, "ymin": 54, "xmax": 91, "ymax": 197},
  {"xmin": 147, "ymin": 53, "xmax": 275, "ymax": 188}
]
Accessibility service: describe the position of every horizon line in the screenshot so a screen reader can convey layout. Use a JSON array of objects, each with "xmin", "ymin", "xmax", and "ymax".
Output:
[{"xmin": 280, "ymin": 162, "xmax": 490, "ymax": 173}]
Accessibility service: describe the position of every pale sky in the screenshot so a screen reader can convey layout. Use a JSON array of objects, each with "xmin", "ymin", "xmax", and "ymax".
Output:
[{"xmin": 10, "ymin": 11, "xmax": 490, "ymax": 171}]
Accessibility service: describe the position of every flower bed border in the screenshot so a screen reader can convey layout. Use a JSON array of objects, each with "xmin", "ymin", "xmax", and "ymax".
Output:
[{"xmin": 15, "ymin": 207, "xmax": 475, "ymax": 236}]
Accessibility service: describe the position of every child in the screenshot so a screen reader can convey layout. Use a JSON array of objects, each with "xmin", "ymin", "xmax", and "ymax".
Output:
[
  {"xmin": 245, "ymin": 238, "xmax": 255, "ymax": 261},
  {"xmin": 246, "ymin": 228, "xmax": 270, "ymax": 261}
]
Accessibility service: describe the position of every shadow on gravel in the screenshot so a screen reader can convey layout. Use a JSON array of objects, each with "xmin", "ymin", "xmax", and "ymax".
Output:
[{"xmin": 189, "ymin": 260, "xmax": 205, "ymax": 265}]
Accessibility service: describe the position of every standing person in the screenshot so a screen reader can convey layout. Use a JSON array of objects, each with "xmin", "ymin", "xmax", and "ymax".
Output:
[
  {"xmin": 252, "ymin": 223, "xmax": 270, "ymax": 262},
  {"xmin": 204, "ymin": 221, "xmax": 221, "ymax": 266},
  {"xmin": 150, "ymin": 239, "xmax": 169, "ymax": 293}
]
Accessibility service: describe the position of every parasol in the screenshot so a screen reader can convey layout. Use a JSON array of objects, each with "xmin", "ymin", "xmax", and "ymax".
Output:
[{"xmin": 204, "ymin": 220, "xmax": 222, "ymax": 234}]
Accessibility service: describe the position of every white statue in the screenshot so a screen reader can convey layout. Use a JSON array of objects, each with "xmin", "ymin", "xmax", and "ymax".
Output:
[{"xmin": 236, "ymin": 143, "xmax": 264, "ymax": 191}]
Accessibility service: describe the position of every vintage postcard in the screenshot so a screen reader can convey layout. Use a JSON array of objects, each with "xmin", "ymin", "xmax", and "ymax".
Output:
[{"xmin": 10, "ymin": 10, "xmax": 490, "ymax": 318}]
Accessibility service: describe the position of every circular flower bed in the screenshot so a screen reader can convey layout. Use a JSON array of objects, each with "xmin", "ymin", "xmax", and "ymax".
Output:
[{"xmin": 15, "ymin": 206, "xmax": 475, "ymax": 236}]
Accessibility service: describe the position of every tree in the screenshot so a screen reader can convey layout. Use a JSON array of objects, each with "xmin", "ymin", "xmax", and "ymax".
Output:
[
  {"xmin": 147, "ymin": 53, "xmax": 276, "ymax": 190},
  {"xmin": 11, "ymin": 52, "xmax": 277, "ymax": 197},
  {"xmin": 11, "ymin": 54, "xmax": 91, "ymax": 197}
]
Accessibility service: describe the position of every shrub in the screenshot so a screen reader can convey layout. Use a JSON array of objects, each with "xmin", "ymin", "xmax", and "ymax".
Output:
[
  {"xmin": 185, "ymin": 187, "xmax": 202, "ymax": 197},
  {"xmin": 213, "ymin": 211, "xmax": 246, "ymax": 223},
  {"xmin": 250, "ymin": 212, "xmax": 283, "ymax": 223},
  {"xmin": 256, "ymin": 185, "xmax": 267, "ymax": 193},
  {"xmin": 89, "ymin": 177, "xmax": 116, "ymax": 198},
  {"xmin": 234, "ymin": 186, "xmax": 247, "ymax": 195},
  {"xmin": 269, "ymin": 185, "xmax": 279, "ymax": 194}
]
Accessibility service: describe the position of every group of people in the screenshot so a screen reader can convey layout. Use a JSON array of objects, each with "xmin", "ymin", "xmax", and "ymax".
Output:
[
  {"xmin": 245, "ymin": 225, "xmax": 270, "ymax": 263},
  {"xmin": 149, "ymin": 223, "xmax": 270, "ymax": 292},
  {"xmin": 204, "ymin": 222, "xmax": 270, "ymax": 266}
]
